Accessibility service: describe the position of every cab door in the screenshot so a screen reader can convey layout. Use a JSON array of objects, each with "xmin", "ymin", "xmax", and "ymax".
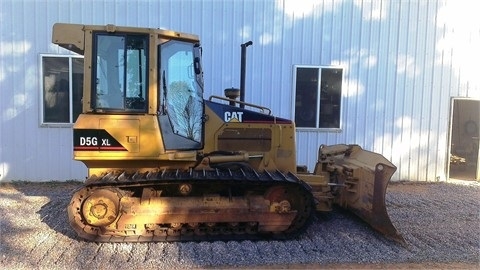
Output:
[{"xmin": 158, "ymin": 40, "xmax": 204, "ymax": 150}]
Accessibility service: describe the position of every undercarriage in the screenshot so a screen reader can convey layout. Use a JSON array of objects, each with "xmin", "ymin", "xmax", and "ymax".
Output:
[{"xmin": 68, "ymin": 168, "xmax": 315, "ymax": 242}]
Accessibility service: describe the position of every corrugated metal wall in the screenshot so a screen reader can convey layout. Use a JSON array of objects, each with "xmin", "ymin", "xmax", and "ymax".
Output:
[
  {"xmin": 291, "ymin": 0, "xmax": 480, "ymax": 181},
  {"xmin": 0, "ymin": 0, "xmax": 478, "ymax": 181}
]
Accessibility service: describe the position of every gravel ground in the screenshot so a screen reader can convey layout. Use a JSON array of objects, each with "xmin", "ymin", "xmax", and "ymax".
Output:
[{"xmin": 0, "ymin": 180, "xmax": 479, "ymax": 269}]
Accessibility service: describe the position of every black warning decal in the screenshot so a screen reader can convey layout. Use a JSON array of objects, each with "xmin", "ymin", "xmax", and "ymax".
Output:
[{"xmin": 73, "ymin": 129, "xmax": 127, "ymax": 151}]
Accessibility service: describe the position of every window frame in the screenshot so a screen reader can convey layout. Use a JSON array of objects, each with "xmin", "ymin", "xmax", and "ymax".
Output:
[
  {"xmin": 292, "ymin": 65, "xmax": 344, "ymax": 132},
  {"xmin": 39, "ymin": 54, "xmax": 84, "ymax": 127},
  {"xmin": 91, "ymin": 32, "xmax": 149, "ymax": 113}
]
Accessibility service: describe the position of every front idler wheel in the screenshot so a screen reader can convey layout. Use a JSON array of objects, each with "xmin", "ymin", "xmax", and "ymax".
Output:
[{"xmin": 81, "ymin": 189, "xmax": 121, "ymax": 227}]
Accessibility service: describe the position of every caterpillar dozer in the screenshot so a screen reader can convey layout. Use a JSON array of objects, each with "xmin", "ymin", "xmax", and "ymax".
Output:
[{"xmin": 52, "ymin": 23, "xmax": 403, "ymax": 243}]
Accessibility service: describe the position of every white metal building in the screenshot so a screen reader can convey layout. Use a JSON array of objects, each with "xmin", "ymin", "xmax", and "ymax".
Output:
[{"xmin": 0, "ymin": 0, "xmax": 479, "ymax": 182}]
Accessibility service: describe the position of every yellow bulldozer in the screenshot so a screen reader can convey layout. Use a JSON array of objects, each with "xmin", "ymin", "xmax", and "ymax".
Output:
[{"xmin": 52, "ymin": 23, "xmax": 403, "ymax": 243}]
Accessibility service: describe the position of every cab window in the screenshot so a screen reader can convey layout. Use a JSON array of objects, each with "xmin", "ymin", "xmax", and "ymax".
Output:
[{"xmin": 92, "ymin": 33, "xmax": 148, "ymax": 111}]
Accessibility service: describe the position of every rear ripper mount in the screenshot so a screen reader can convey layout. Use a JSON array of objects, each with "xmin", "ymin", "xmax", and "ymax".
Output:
[{"xmin": 68, "ymin": 168, "xmax": 315, "ymax": 242}]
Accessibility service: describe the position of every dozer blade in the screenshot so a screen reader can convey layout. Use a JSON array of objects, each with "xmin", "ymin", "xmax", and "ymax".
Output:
[{"xmin": 317, "ymin": 144, "xmax": 405, "ymax": 244}]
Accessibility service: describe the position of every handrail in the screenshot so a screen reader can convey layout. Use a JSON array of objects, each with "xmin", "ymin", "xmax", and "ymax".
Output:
[{"xmin": 208, "ymin": 95, "xmax": 272, "ymax": 115}]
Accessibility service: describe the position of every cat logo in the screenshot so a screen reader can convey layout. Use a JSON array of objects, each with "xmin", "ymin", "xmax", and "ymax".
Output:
[{"xmin": 224, "ymin": 111, "xmax": 244, "ymax": 122}]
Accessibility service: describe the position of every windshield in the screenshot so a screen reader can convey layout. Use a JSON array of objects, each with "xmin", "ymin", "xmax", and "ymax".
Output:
[
  {"xmin": 160, "ymin": 40, "xmax": 204, "ymax": 144},
  {"xmin": 92, "ymin": 33, "xmax": 148, "ymax": 111}
]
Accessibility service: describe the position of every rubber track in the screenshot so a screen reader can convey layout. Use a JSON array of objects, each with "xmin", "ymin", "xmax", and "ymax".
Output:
[
  {"xmin": 68, "ymin": 168, "xmax": 315, "ymax": 242},
  {"xmin": 86, "ymin": 168, "xmax": 308, "ymax": 187}
]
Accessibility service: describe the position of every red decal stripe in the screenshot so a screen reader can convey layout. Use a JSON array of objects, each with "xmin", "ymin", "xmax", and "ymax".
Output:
[{"xmin": 74, "ymin": 146, "xmax": 127, "ymax": 151}]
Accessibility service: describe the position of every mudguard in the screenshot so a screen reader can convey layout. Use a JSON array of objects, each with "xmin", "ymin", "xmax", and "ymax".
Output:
[{"xmin": 314, "ymin": 144, "xmax": 405, "ymax": 244}]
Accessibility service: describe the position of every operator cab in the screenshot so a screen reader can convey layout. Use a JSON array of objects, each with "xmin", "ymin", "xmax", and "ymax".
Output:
[{"xmin": 89, "ymin": 29, "xmax": 204, "ymax": 150}]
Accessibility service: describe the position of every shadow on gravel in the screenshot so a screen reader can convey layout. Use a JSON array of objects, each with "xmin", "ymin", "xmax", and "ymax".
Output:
[
  {"xmin": 3, "ymin": 181, "xmax": 82, "ymax": 240},
  {"xmin": 0, "ymin": 181, "xmax": 84, "ymax": 268},
  {"xmin": 35, "ymin": 182, "xmax": 83, "ymax": 241}
]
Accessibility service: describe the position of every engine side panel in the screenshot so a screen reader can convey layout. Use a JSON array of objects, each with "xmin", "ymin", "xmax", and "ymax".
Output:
[{"xmin": 203, "ymin": 100, "xmax": 297, "ymax": 173}]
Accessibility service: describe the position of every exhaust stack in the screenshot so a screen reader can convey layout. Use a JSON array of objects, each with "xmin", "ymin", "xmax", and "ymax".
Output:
[{"xmin": 239, "ymin": 41, "xmax": 252, "ymax": 108}]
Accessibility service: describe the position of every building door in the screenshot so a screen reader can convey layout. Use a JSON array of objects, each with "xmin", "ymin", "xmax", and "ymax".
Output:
[{"xmin": 449, "ymin": 98, "xmax": 480, "ymax": 180}]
